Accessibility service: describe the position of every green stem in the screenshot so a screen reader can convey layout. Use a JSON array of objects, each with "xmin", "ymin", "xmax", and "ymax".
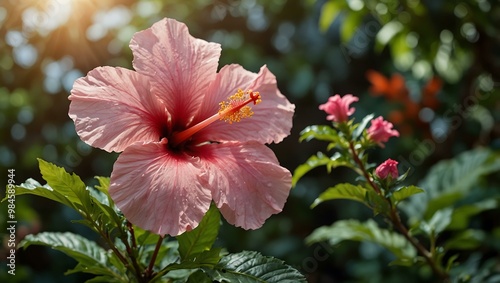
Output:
[
  {"xmin": 122, "ymin": 222, "xmax": 144, "ymax": 282},
  {"xmin": 85, "ymin": 212, "xmax": 136, "ymax": 279}
]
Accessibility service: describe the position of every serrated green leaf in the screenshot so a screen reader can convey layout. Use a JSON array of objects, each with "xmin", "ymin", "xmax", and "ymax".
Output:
[
  {"xmin": 299, "ymin": 125, "xmax": 338, "ymax": 143},
  {"xmin": 5, "ymin": 179, "xmax": 76, "ymax": 209},
  {"xmin": 292, "ymin": 152, "xmax": 331, "ymax": 187},
  {"xmin": 19, "ymin": 232, "xmax": 127, "ymax": 282},
  {"xmin": 312, "ymin": 183, "xmax": 369, "ymax": 208},
  {"xmin": 4, "ymin": 162, "xmax": 123, "ymax": 235},
  {"xmin": 319, "ymin": 1, "xmax": 345, "ymax": 32},
  {"xmin": 38, "ymin": 158, "xmax": 91, "ymax": 210},
  {"xmin": 95, "ymin": 176, "xmax": 110, "ymax": 192},
  {"xmin": 177, "ymin": 204, "xmax": 221, "ymax": 260},
  {"xmin": 94, "ymin": 176, "xmax": 115, "ymax": 207},
  {"xmin": 352, "ymin": 114, "xmax": 374, "ymax": 140},
  {"xmin": 204, "ymin": 251, "xmax": 307, "ymax": 283},
  {"xmin": 306, "ymin": 219, "xmax": 416, "ymax": 262},
  {"xmin": 392, "ymin": 186, "xmax": 424, "ymax": 203}
]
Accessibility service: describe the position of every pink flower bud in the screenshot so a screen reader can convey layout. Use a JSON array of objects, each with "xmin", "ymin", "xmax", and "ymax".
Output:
[
  {"xmin": 318, "ymin": 94, "xmax": 359, "ymax": 122},
  {"xmin": 367, "ymin": 116, "xmax": 399, "ymax": 147},
  {"xmin": 375, "ymin": 159, "xmax": 399, "ymax": 179}
]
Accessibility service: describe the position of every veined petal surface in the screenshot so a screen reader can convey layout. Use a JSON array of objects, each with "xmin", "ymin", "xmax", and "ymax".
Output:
[
  {"xmin": 196, "ymin": 65, "xmax": 295, "ymax": 144},
  {"xmin": 130, "ymin": 18, "xmax": 222, "ymax": 128},
  {"xmin": 109, "ymin": 140, "xmax": 212, "ymax": 236},
  {"xmin": 200, "ymin": 142, "xmax": 292, "ymax": 229},
  {"xmin": 69, "ymin": 66, "xmax": 169, "ymax": 152}
]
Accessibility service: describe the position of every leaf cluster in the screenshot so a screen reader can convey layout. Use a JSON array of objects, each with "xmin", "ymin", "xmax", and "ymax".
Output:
[{"xmin": 3, "ymin": 159, "xmax": 306, "ymax": 283}]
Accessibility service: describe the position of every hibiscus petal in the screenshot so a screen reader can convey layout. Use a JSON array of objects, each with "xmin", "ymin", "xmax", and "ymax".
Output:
[
  {"xmin": 196, "ymin": 65, "xmax": 295, "ymax": 144},
  {"xmin": 200, "ymin": 142, "xmax": 292, "ymax": 230},
  {"xmin": 130, "ymin": 18, "xmax": 222, "ymax": 128},
  {"xmin": 109, "ymin": 140, "xmax": 212, "ymax": 236},
  {"xmin": 69, "ymin": 66, "xmax": 169, "ymax": 152}
]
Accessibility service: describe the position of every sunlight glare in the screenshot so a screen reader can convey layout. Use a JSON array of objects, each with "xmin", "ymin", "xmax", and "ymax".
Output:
[{"xmin": 21, "ymin": 0, "xmax": 93, "ymax": 36}]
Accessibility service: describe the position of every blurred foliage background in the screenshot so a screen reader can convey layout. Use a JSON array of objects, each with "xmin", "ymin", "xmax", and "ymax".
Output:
[{"xmin": 1, "ymin": 0, "xmax": 500, "ymax": 282}]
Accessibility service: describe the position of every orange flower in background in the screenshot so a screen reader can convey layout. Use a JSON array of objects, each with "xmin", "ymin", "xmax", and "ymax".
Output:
[
  {"xmin": 421, "ymin": 76, "xmax": 442, "ymax": 109},
  {"xmin": 366, "ymin": 70, "xmax": 443, "ymax": 138},
  {"xmin": 366, "ymin": 70, "xmax": 408, "ymax": 101}
]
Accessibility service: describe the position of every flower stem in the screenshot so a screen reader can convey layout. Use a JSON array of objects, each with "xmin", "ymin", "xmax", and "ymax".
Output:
[
  {"xmin": 123, "ymin": 222, "xmax": 143, "ymax": 281},
  {"xmin": 348, "ymin": 142, "xmax": 381, "ymax": 194},
  {"xmin": 143, "ymin": 235, "xmax": 164, "ymax": 280},
  {"xmin": 388, "ymin": 209, "xmax": 449, "ymax": 281},
  {"xmin": 348, "ymin": 141, "xmax": 449, "ymax": 281}
]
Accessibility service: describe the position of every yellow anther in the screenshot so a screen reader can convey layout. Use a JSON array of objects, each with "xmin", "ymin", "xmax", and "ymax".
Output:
[{"xmin": 218, "ymin": 89, "xmax": 261, "ymax": 124}]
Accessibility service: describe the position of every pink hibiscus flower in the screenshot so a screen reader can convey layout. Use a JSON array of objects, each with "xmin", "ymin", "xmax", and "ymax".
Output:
[
  {"xmin": 367, "ymin": 116, "xmax": 399, "ymax": 147},
  {"xmin": 318, "ymin": 94, "xmax": 358, "ymax": 122},
  {"xmin": 68, "ymin": 18, "xmax": 295, "ymax": 236}
]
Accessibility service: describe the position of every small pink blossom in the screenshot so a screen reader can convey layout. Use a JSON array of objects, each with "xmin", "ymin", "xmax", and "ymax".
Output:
[
  {"xmin": 367, "ymin": 116, "xmax": 400, "ymax": 147},
  {"xmin": 375, "ymin": 159, "xmax": 399, "ymax": 180},
  {"xmin": 68, "ymin": 18, "xmax": 295, "ymax": 236},
  {"xmin": 318, "ymin": 94, "xmax": 359, "ymax": 122}
]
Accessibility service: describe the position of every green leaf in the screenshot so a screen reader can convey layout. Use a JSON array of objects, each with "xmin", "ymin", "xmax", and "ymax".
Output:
[
  {"xmin": 420, "ymin": 208, "xmax": 453, "ymax": 236},
  {"xmin": 204, "ymin": 251, "xmax": 307, "ymax": 282},
  {"xmin": 292, "ymin": 152, "xmax": 331, "ymax": 187},
  {"xmin": 4, "ymin": 179, "xmax": 76, "ymax": 209},
  {"xmin": 299, "ymin": 125, "xmax": 338, "ymax": 143},
  {"xmin": 403, "ymin": 148, "xmax": 500, "ymax": 221},
  {"xmin": 392, "ymin": 185, "xmax": 424, "ymax": 203},
  {"xmin": 19, "ymin": 232, "xmax": 127, "ymax": 282},
  {"xmin": 151, "ymin": 247, "xmax": 221, "ymax": 282},
  {"xmin": 445, "ymin": 230, "xmax": 486, "ymax": 251},
  {"xmin": 447, "ymin": 199, "xmax": 497, "ymax": 230},
  {"xmin": 306, "ymin": 219, "xmax": 416, "ymax": 263},
  {"xmin": 94, "ymin": 176, "xmax": 115, "ymax": 207},
  {"xmin": 375, "ymin": 20, "xmax": 404, "ymax": 52},
  {"xmin": 352, "ymin": 114, "xmax": 374, "ymax": 140},
  {"xmin": 319, "ymin": 1, "xmax": 345, "ymax": 32},
  {"xmin": 177, "ymin": 204, "xmax": 221, "ymax": 260},
  {"xmin": 38, "ymin": 158, "xmax": 91, "ymax": 210},
  {"xmin": 170, "ymin": 249, "xmax": 222, "ymax": 270},
  {"xmin": 312, "ymin": 183, "xmax": 369, "ymax": 208},
  {"xmin": 341, "ymin": 11, "xmax": 364, "ymax": 43},
  {"xmin": 186, "ymin": 269, "xmax": 212, "ymax": 283},
  {"xmin": 365, "ymin": 190, "xmax": 391, "ymax": 216}
]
